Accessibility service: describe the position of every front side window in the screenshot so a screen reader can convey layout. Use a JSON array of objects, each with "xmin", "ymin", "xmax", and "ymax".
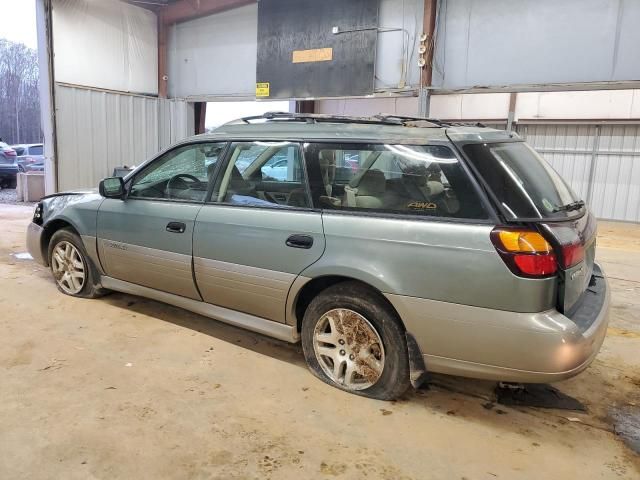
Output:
[
  {"xmin": 213, "ymin": 141, "xmax": 309, "ymax": 208},
  {"xmin": 129, "ymin": 142, "xmax": 226, "ymax": 201},
  {"xmin": 303, "ymin": 143, "xmax": 488, "ymax": 219}
]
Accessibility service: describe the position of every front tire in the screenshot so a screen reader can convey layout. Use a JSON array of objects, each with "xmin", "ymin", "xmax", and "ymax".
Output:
[
  {"xmin": 301, "ymin": 281, "xmax": 410, "ymax": 400},
  {"xmin": 48, "ymin": 228, "xmax": 106, "ymax": 298}
]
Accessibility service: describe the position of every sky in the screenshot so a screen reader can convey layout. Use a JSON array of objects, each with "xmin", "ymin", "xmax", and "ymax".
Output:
[{"xmin": 0, "ymin": 0, "xmax": 38, "ymax": 49}]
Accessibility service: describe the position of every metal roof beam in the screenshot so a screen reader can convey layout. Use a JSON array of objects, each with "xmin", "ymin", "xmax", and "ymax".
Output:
[{"xmin": 159, "ymin": 0, "xmax": 254, "ymax": 25}]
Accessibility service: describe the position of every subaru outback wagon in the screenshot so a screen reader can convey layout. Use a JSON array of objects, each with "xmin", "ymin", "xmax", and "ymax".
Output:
[{"xmin": 26, "ymin": 113, "xmax": 609, "ymax": 400}]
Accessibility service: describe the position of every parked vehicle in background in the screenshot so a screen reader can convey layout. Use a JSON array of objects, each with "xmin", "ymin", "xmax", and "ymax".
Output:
[
  {"xmin": 112, "ymin": 166, "xmax": 134, "ymax": 177},
  {"xmin": 12, "ymin": 144, "xmax": 44, "ymax": 172},
  {"xmin": 0, "ymin": 142, "xmax": 18, "ymax": 188},
  {"xmin": 25, "ymin": 113, "xmax": 610, "ymax": 400}
]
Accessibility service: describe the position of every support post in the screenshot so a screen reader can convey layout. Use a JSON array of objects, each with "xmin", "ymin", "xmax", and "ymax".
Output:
[
  {"xmin": 506, "ymin": 92, "xmax": 518, "ymax": 131},
  {"xmin": 36, "ymin": 0, "xmax": 58, "ymax": 194},
  {"xmin": 158, "ymin": 11, "xmax": 168, "ymax": 98},
  {"xmin": 194, "ymin": 102, "xmax": 207, "ymax": 134},
  {"xmin": 585, "ymin": 125, "xmax": 601, "ymax": 207},
  {"xmin": 295, "ymin": 100, "xmax": 315, "ymax": 114},
  {"xmin": 419, "ymin": 0, "xmax": 438, "ymax": 117},
  {"xmin": 418, "ymin": 87, "xmax": 430, "ymax": 117}
]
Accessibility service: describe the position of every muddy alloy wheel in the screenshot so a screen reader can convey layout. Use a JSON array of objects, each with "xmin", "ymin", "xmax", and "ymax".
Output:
[
  {"xmin": 312, "ymin": 308, "xmax": 385, "ymax": 391},
  {"xmin": 51, "ymin": 240, "xmax": 86, "ymax": 295}
]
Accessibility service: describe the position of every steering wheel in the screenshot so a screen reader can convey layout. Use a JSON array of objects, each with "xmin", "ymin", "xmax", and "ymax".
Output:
[{"xmin": 165, "ymin": 174, "xmax": 200, "ymax": 198}]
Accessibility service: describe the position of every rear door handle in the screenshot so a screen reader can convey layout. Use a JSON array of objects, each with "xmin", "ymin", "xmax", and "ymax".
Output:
[
  {"xmin": 166, "ymin": 221, "xmax": 186, "ymax": 233},
  {"xmin": 286, "ymin": 234, "xmax": 314, "ymax": 249}
]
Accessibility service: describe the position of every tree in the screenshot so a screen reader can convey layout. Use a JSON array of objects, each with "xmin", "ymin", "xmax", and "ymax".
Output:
[{"xmin": 0, "ymin": 39, "xmax": 41, "ymax": 145}]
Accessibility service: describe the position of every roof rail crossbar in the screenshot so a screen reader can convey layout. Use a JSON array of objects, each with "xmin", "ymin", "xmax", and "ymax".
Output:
[
  {"xmin": 223, "ymin": 111, "xmax": 488, "ymax": 129},
  {"xmin": 373, "ymin": 114, "xmax": 449, "ymax": 127},
  {"xmin": 228, "ymin": 112, "xmax": 407, "ymax": 126}
]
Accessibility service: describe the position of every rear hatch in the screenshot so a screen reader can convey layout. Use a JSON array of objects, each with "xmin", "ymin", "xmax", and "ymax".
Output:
[{"xmin": 457, "ymin": 137, "xmax": 595, "ymax": 314}]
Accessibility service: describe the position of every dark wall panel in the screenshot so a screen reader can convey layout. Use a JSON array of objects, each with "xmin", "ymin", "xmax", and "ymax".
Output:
[{"xmin": 257, "ymin": 0, "xmax": 379, "ymax": 99}]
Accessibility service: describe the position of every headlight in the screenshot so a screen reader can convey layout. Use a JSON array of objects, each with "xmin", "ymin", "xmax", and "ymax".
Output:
[{"xmin": 33, "ymin": 202, "xmax": 43, "ymax": 225}]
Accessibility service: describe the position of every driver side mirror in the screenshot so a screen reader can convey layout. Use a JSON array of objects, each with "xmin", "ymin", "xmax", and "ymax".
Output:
[{"xmin": 99, "ymin": 177, "xmax": 125, "ymax": 199}]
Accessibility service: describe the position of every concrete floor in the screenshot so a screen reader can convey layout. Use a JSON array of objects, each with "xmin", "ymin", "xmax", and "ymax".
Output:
[{"xmin": 0, "ymin": 203, "xmax": 638, "ymax": 479}]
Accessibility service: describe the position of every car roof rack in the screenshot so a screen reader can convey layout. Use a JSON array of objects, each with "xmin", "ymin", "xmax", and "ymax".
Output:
[{"xmin": 223, "ymin": 111, "xmax": 455, "ymax": 128}]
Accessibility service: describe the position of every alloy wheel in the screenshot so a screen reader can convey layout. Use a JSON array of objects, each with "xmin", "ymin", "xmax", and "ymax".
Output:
[
  {"xmin": 312, "ymin": 308, "xmax": 385, "ymax": 390},
  {"xmin": 51, "ymin": 241, "xmax": 86, "ymax": 295}
]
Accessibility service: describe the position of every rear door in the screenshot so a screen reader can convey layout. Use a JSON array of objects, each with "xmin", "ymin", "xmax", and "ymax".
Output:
[{"xmin": 193, "ymin": 141, "xmax": 324, "ymax": 323}]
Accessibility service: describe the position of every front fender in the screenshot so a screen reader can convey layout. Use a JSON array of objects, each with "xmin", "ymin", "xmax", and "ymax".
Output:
[{"xmin": 36, "ymin": 193, "xmax": 104, "ymax": 268}]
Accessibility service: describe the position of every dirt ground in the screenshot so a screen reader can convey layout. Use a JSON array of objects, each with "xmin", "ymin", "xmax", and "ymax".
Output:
[{"xmin": 0, "ymin": 202, "xmax": 639, "ymax": 479}]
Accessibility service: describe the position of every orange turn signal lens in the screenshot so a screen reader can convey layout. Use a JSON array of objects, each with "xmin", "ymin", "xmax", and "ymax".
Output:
[
  {"xmin": 491, "ymin": 228, "xmax": 558, "ymax": 278},
  {"xmin": 497, "ymin": 230, "xmax": 552, "ymax": 253}
]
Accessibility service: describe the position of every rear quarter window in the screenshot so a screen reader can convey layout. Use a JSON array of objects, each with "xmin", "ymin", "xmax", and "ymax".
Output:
[{"xmin": 463, "ymin": 142, "xmax": 581, "ymax": 220}]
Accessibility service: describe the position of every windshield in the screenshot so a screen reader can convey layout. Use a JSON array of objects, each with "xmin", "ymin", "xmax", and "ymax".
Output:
[{"xmin": 463, "ymin": 141, "xmax": 582, "ymax": 220}]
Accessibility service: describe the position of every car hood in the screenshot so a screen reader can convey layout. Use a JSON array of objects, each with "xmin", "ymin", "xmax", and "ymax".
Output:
[
  {"xmin": 39, "ymin": 189, "xmax": 104, "ymax": 225},
  {"xmin": 41, "ymin": 188, "xmax": 98, "ymax": 200}
]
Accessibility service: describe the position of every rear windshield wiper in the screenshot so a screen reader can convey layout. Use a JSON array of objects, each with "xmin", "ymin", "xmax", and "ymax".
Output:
[{"xmin": 552, "ymin": 200, "xmax": 585, "ymax": 213}]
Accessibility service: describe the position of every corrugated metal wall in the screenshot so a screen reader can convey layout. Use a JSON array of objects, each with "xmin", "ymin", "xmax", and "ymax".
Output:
[
  {"xmin": 520, "ymin": 123, "xmax": 640, "ymax": 222},
  {"xmin": 55, "ymin": 84, "xmax": 192, "ymax": 191}
]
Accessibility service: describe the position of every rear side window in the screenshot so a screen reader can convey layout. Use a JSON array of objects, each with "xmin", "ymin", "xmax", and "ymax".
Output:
[
  {"xmin": 14, "ymin": 147, "xmax": 25, "ymax": 155},
  {"xmin": 463, "ymin": 142, "xmax": 581, "ymax": 220},
  {"xmin": 212, "ymin": 141, "xmax": 309, "ymax": 208},
  {"xmin": 303, "ymin": 143, "xmax": 488, "ymax": 219}
]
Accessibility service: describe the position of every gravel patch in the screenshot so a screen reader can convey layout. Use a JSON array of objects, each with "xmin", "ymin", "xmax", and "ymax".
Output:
[{"xmin": 0, "ymin": 188, "xmax": 36, "ymax": 206}]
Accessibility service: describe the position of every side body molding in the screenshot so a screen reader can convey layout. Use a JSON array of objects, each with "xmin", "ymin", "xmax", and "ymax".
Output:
[{"xmin": 101, "ymin": 276, "xmax": 300, "ymax": 343}]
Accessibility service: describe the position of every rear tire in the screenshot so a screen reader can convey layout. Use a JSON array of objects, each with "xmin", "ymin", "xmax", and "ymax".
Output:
[
  {"xmin": 301, "ymin": 281, "xmax": 410, "ymax": 400},
  {"xmin": 48, "ymin": 228, "xmax": 107, "ymax": 298}
]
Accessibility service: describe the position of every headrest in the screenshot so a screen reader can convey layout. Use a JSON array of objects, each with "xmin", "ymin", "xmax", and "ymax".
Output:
[
  {"xmin": 356, "ymin": 169, "xmax": 386, "ymax": 196},
  {"xmin": 427, "ymin": 180, "xmax": 444, "ymax": 196}
]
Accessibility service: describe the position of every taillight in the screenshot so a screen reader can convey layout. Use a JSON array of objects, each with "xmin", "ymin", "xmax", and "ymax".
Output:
[
  {"xmin": 25, "ymin": 156, "xmax": 35, "ymax": 163},
  {"xmin": 560, "ymin": 242, "xmax": 584, "ymax": 269},
  {"xmin": 491, "ymin": 228, "xmax": 557, "ymax": 278},
  {"xmin": 6, "ymin": 149, "xmax": 16, "ymax": 156}
]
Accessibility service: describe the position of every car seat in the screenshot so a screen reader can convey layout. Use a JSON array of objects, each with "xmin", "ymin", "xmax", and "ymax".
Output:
[{"xmin": 343, "ymin": 169, "xmax": 386, "ymax": 209}]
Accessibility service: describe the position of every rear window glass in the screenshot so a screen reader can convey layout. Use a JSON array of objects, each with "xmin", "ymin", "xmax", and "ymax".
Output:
[
  {"xmin": 463, "ymin": 142, "xmax": 581, "ymax": 220},
  {"xmin": 303, "ymin": 143, "xmax": 488, "ymax": 220},
  {"xmin": 29, "ymin": 145, "xmax": 43, "ymax": 155}
]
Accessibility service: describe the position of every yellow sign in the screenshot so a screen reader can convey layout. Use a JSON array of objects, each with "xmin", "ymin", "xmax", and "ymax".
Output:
[
  {"xmin": 256, "ymin": 82, "xmax": 270, "ymax": 97},
  {"xmin": 292, "ymin": 47, "xmax": 333, "ymax": 64}
]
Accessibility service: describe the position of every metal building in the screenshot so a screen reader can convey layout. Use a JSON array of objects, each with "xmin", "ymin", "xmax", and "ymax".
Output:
[{"xmin": 37, "ymin": 0, "xmax": 640, "ymax": 221}]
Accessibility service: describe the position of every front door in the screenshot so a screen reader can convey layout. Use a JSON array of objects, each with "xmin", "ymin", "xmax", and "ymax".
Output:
[
  {"xmin": 193, "ymin": 141, "xmax": 325, "ymax": 322},
  {"xmin": 97, "ymin": 142, "xmax": 226, "ymax": 300}
]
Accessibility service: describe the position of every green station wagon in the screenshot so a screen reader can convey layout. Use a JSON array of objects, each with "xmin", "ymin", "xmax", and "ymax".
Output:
[{"xmin": 26, "ymin": 113, "xmax": 609, "ymax": 400}]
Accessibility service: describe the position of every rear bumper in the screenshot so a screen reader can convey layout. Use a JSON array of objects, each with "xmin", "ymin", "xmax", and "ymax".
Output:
[
  {"xmin": 386, "ymin": 264, "xmax": 610, "ymax": 383},
  {"xmin": 26, "ymin": 222, "xmax": 47, "ymax": 266}
]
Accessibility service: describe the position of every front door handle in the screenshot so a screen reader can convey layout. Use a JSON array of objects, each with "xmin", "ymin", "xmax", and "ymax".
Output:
[
  {"xmin": 166, "ymin": 221, "xmax": 186, "ymax": 234},
  {"xmin": 286, "ymin": 234, "xmax": 314, "ymax": 249}
]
